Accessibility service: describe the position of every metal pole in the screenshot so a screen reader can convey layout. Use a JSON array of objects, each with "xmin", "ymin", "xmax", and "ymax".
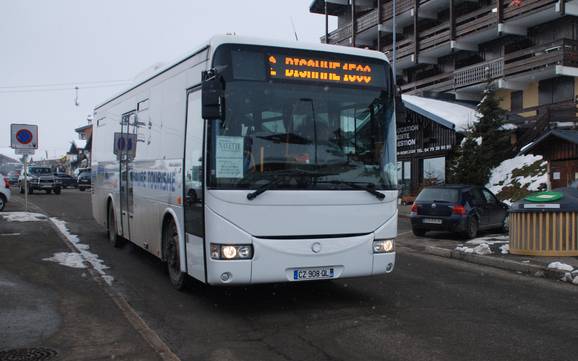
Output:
[
  {"xmin": 24, "ymin": 156, "xmax": 28, "ymax": 212},
  {"xmin": 325, "ymin": 0, "xmax": 329, "ymax": 43},
  {"xmin": 392, "ymin": 0, "xmax": 397, "ymax": 85}
]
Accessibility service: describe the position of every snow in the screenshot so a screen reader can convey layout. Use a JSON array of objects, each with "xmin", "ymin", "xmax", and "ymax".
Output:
[
  {"xmin": 500, "ymin": 123, "xmax": 517, "ymax": 130},
  {"xmin": 1, "ymin": 212, "xmax": 47, "ymax": 222},
  {"xmin": 486, "ymin": 154, "xmax": 548, "ymax": 204},
  {"xmin": 500, "ymin": 244, "xmax": 510, "ymax": 255},
  {"xmin": 402, "ymin": 95, "xmax": 480, "ymax": 132},
  {"xmin": 455, "ymin": 243, "xmax": 492, "ymax": 255},
  {"xmin": 48, "ymin": 217, "xmax": 113, "ymax": 285},
  {"xmin": 466, "ymin": 235, "xmax": 508, "ymax": 245},
  {"xmin": 43, "ymin": 252, "xmax": 86, "ymax": 269},
  {"xmin": 547, "ymin": 262, "xmax": 574, "ymax": 272}
]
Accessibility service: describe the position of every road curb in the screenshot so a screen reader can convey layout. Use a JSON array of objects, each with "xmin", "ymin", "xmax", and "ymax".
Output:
[{"xmin": 423, "ymin": 245, "xmax": 568, "ymax": 281}]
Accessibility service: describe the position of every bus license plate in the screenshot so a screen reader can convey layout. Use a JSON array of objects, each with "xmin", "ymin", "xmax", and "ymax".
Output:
[
  {"xmin": 292, "ymin": 267, "xmax": 335, "ymax": 281},
  {"xmin": 423, "ymin": 218, "xmax": 442, "ymax": 224}
]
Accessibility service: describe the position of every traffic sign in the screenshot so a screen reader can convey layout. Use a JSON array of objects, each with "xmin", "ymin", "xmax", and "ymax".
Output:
[
  {"xmin": 113, "ymin": 132, "xmax": 137, "ymax": 159},
  {"xmin": 15, "ymin": 148, "xmax": 35, "ymax": 155},
  {"xmin": 10, "ymin": 124, "xmax": 38, "ymax": 149}
]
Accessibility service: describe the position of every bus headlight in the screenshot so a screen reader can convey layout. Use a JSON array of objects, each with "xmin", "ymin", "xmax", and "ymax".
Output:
[
  {"xmin": 210, "ymin": 244, "xmax": 253, "ymax": 260},
  {"xmin": 373, "ymin": 239, "xmax": 395, "ymax": 253}
]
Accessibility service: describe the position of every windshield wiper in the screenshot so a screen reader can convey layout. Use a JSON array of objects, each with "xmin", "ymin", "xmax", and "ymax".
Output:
[
  {"xmin": 246, "ymin": 169, "xmax": 334, "ymax": 200},
  {"xmin": 246, "ymin": 176, "xmax": 285, "ymax": 200},
  {"xmin": 318, "ymin": 180, "xmax": 386, "ymax": 201}
]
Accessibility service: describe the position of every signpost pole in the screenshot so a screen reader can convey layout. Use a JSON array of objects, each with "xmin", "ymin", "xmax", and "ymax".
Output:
[{"xmin": 24, "ymin": 156, "xmax": 28, "ymax": 212}]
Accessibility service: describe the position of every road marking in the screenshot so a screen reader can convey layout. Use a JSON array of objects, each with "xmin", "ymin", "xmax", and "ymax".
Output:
[{"xmin": 0, "ymin": 233, "xmax": 21, "ymax": 236}]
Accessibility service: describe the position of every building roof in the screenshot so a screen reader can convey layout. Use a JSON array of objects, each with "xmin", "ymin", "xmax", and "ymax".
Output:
[
  {"xmin": 309, "ymin": 0, "xmax": 349, "ymax": 15},
  {"xmin": 520, "ymin": 129, "xmax": 578, "ymax": 155},
  {"xmin": 74, "ymin": 124, "xmax": 92, "ymax": 133},
  {"xmin": 402, "ymin": 95, "xmax": 480, "ymax": 132}
]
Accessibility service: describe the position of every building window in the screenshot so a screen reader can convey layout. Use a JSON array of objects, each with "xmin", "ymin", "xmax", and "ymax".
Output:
[
  {"xmin": 423, "ymin": 157, "xmax": 445, "ymax": 185},
  {"xmin": 539, "ymin": 77, "xmax": 574, "ymax": 105}
]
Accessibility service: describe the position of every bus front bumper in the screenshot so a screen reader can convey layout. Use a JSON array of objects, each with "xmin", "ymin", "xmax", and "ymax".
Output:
[{"xmin": 206, "ymin": 234, "xmax": 396, "ymax": 285}]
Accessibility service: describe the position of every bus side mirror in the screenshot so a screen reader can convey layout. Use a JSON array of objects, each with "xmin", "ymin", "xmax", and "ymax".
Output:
[{"xmin": 201, "ymin": 69, "xmax": 225, "ymax": 120}]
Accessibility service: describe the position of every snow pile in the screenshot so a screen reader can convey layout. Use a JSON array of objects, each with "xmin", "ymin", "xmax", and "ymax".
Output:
[
  {"xmin": 547, "ymin": 262, "xmax": 578, "ymax": 285},
  {"xmin": 500, "ymin": 244, "xmax": 509, "ymax": 255},
  {"xmin": 402, "ymin": 95, "xmax": 480, "ymax": 132},
  {"xmin": 48, "ymin": 218, "xmax": 114, "ymax": 285},
  {"xmin": 547, "ymin": 262, "xmax": 574, "ymax": 272},
  {"xmin": 466, "ymin": 235, "xmax": 508, "ymax": 245},
  {"xmin": 486, "ymin": 154, "xmax": 548, "ymax": 204},
  {"xmin": 43, "ymin": 252, "xmax": 86, "ymax": 269},
  {"xmin": 2, "ymin": 212, "xmax": 47, "ymax": 222},
  {"xmin": 455, "ymin": 243, "xmax": 492, "ymax": 255},
  {"xmin": 561, "ymin": 271, "xmax": 578, "ymax": 285}
]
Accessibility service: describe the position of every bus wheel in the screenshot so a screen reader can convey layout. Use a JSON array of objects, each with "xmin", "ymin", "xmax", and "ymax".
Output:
[
  {"xmin": 107, "ymin": 203, "xmax": 123, "ymax": 248},
  {"xmin": 163, "ymin": 219, "xmax": 187, "ymax": 291}
]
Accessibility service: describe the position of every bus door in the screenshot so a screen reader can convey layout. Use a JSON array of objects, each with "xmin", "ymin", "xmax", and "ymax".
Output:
[
  {"xmin": 120, "ymin": 111, "xmax": 136, "ymax": 240},
  {"xmin": 183, "ymin": 90, "xmax": 205, "ymax": 280}
]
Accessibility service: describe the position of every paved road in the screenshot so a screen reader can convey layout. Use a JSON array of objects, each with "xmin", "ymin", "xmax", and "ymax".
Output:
[{"xmin": 13, "ymin": 189, "xmax": 578, "ymax": 361}]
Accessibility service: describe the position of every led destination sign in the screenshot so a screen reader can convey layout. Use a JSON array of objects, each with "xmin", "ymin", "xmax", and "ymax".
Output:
[{"xmin": 267, "ymin": 54, "xmax": 385, "ymax": 87}]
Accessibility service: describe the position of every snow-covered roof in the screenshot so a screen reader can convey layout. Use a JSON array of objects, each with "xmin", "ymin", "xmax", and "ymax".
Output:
[
  {"xmin": 520, "ymin": 129, "xmax": 578, "ymax": 155},
  {"xmin": 402, "ymin": 95, "xmax": 480, "ymax": 132}
]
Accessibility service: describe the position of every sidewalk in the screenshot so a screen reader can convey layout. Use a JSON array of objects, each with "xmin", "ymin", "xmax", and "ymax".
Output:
[
  {"xmin": 0, "ymin": 197, "xmax": 163, "ymax": 360},
  {"xmin": 398, "ymin": 230, "xmax": 578, "ymax": 284}
]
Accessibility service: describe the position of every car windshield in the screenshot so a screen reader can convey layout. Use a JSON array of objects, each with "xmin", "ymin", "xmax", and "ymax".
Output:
[
  {"xmin": 416, "ymin": 188, "xmax": 460, "ymax": 203},
  {"xmin": 207, "ymin": 81, "xmax": 397, "ymax": 190},
  {"xmin": 29, "ymin": 167, "xmax": 52, "ymax": 175}
]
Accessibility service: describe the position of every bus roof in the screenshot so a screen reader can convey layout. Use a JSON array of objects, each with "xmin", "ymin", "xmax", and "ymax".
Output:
[{"xmin": 95, "ymin": 34, "xmax": 389, "ymax": 110}]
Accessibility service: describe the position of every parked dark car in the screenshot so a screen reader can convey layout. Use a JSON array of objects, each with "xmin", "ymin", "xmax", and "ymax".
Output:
[
  {"xmin": 18, "ymin": 166, "xmax": 61, "ymax": 194},
  {"xmin": 77, "ymin": 171, "xmax": 91, "ymax": 191},
  {"xmin": 54, "ymin": 173, "xmax": 77, "ymax": 189},
  {"xmin": 410, "ymin": 185, "xmax": 508, "ymax": 239}
]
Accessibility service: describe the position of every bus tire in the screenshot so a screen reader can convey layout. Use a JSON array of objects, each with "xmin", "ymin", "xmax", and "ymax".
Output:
[
  {"xmin": 163, "ymin": 218, "xmax": 188, "ymax": 291},
  {"xmin": 107, "ymin": 203, "xmax": 123, "ymax": 248}
]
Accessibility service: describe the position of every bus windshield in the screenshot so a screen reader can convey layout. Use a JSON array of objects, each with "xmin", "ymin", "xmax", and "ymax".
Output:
[{"xmin": 207, "ymin": 81, "xmax": 397, "ymax": 190}]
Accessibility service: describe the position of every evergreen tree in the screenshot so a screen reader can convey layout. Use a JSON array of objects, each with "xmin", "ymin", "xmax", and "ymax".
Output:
[
  {"xmin": 448, "ymin": 126, "xmax": 487, "ymax": 185},
  {"xmin": 474, "ymin": 78, "xmax": 512, "ymax": 171}
]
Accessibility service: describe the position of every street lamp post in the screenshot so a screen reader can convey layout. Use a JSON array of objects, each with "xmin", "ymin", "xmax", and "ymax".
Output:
[{"xmin": 392, "ymin": 0, "xmax": 397, "ymax": 85}]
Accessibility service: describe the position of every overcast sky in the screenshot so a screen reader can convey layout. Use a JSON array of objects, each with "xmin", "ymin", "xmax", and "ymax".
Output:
[{"xmin": 0, "ymin": 0, "xmax": 336, "ymax": 161}]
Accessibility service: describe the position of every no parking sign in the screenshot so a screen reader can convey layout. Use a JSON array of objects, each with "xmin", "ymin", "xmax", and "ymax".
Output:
[
  {"xmin": 10, "ymin": 124, "xmax": 38, "ymax": 150},
  {"xmin": 113, "ymin": 132, "xmax": 137, "ymax": 159}
]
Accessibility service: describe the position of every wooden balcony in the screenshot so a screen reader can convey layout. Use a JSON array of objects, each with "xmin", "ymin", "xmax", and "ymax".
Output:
[
  {"xmin": 504, "ymin": 39, "xmax": 578, "ymax": 76},
  {"xmin": 503, "ymin": 0, "xmax": 559, "ymax": 22},
  {"xmin": 402, "ymin": 39, "xmax": 578, "ymax": 94}
]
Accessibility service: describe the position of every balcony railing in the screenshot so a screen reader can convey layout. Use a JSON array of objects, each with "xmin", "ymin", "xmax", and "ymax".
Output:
[
  {"xmin": 324, "ymin": 0, "xmax": 557, "ymax": 53},
  {"xmin": 402, "ymin": 39, "xmax": 578, "ymax": 94},
  {"xmin": 503, "ymin": 0, "xmax": 558, "ymax": 22},
  {"xmin": 504, "ymin": 39, "xmax": 578, "ymax": 76},
  {"xmin": 454, "ymin": 58, "xmax": 504, "ymax": 88}
]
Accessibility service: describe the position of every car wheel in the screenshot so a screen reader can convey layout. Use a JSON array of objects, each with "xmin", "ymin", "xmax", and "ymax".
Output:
[
  {"xmin": 464, "ymin": 217, "xmax": 479, "ymax": 239},
  {"xmin": 53, "ymin": 187, "xmax": 61, "ymax": 195},
  {"xmin": 45, "ymin": 189, "xmax": 51, "ymax": 194},
  {"xmin": 28, "ymin": 187, "xmax": 33, "ymax": 194},
  {"xmin": 0, "ymin": 194, "xmax": 6, "ymax": 211},
  {"xmin": 107, "ymin": 203, "xmax": 123, "ymax": 248},
  {"xmin": 19, "ymin": 184, "xmax": 24, "ymax": 194},
  {"xmin": 163, "ymin": 219, "xmax": 188, "ymax": 290},
  {"xmin": 79, "ymin": 187, "xmax": 85, "ymax": 192},
  {"xmin": 412, "ymin": 227, "xmax": 427, "ymax": 237}
]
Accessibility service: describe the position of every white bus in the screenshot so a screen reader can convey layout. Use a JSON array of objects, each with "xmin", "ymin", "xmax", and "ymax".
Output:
[{"xmin": 92, "ymin": 35, "xmax": 398, "ymax": 288}]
